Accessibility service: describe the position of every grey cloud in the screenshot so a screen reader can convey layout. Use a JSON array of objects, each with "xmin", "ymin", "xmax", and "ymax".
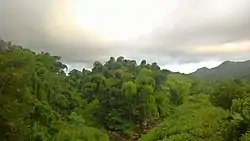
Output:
[
  {"xmin": 129, "ymin": 0, "xmax": 250, "ymax": 63},
  {"xmin": 1, "ymin": 0, "xmax": 250, "ymax": 68},
  {"xmin": 0, "ymin": 0, "xmax": 119, "ymax": 63}
]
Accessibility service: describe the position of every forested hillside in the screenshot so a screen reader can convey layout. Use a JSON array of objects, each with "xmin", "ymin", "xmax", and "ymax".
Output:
[
  {"xmin": 1, "ymin": 39, "xmax": 250, "ymax": 141},
  {"xmin": 191, "ymin": 60, "xmax": 250, "ymax": 80}
]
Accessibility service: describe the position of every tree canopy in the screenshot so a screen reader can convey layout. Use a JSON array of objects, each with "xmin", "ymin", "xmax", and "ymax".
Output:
[{"xmin": 1, "ymin": 39, "xmax": 250, "ymax": 141}]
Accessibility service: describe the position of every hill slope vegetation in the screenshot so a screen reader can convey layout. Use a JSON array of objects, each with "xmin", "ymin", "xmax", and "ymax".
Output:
[
  {"xmin": 191, "ymin": 60, "xmax": 250, "ymax": 80},
  {"xmin": 1, "ymin": 39, "xmax": 250, "ymax": 141}
]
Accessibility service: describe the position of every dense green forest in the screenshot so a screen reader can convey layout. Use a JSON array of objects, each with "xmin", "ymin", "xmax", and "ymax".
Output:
[{"xmin": 1, "ymin": 39, "xmax": 250, "ymax": 141}]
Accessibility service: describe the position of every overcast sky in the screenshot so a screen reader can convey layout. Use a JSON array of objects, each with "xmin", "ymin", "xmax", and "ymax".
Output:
[{"xmin": 1, "ymin": 0, "xmax": 250, "ymax": 73}]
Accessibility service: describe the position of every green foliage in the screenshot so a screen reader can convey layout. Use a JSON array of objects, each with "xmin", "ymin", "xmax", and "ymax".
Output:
[
  {"xmin": 54, "ymin": 125, "xmax": 109, "ymax": 141},
  {"xmin": 210, "ymin": 80, "xmax": 247, "ymax": 109},
  {"xmin": 122, "ymin": 81, "xmax": 137, "ymax": 99},
  {"xmin": 2, "ymin": 40, "xmax": 250, "ymax": 141},
  {"xmin": 139, "ymin": 95, "xmax": 230, "ymax": 141},
  {"xmin": 0, "ymin": 43, "xmax": 108, "ymax": 141},
  {"xmin": 240, "ymin": 132, "xmax": 250, "ymax": 141},
  {"xmin": 167, "ymin": 74, "xmax": 192, "ymax": 106}
]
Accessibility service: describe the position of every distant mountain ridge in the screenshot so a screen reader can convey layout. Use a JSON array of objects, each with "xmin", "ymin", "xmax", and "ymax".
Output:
[{"xmin": 190, "ymin": 60, "xmax": 250, "ymax": 80}]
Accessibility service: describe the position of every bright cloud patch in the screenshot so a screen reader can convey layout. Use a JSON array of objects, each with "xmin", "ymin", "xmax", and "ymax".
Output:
[{"xmin": 0, "ymin": 0, "xmax": 250, "ymax": 73}]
